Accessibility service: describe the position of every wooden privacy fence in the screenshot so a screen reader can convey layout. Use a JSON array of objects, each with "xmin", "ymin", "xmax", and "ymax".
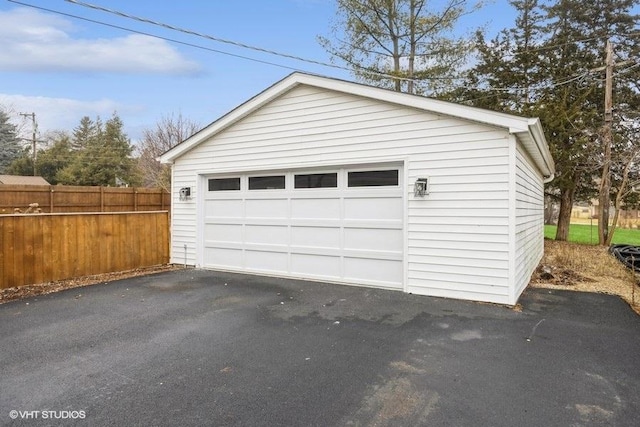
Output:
[
  {"xmin": 0, "ymin": 211, "xmax": 169, "ymax": 289},
  {"xmin": 0, "ymin": 184, "xmax": 170, "ymax": 214}
]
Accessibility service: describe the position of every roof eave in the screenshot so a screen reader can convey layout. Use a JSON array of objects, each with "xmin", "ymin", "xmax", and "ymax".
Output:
[
  {"xmin": 160, "ymin": 73, "xmax": 556, "ymax": 178},
  {"xmin": 511, "ymin": 118, "xmax": 555, "ymax": 177}
]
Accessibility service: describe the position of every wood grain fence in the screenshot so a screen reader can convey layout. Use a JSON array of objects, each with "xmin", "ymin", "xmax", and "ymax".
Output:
[
  {"xmin": 0, "ymin": 211, "xmax": 169, "ymax": 289},
  {"xmin": 0, "ymin": 185, "xmax": 170, "ymax": 214}
]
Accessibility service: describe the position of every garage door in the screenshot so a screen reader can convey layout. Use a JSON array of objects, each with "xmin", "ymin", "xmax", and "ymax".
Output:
[{"xmin": 201, "ymin": 165, "xmax": 404, "ymax": 290}]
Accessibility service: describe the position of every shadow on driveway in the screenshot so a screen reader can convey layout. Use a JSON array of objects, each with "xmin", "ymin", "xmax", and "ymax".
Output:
[{"xmin": 1, "ymin": 269, "xmax": 639, "ymax": 426}]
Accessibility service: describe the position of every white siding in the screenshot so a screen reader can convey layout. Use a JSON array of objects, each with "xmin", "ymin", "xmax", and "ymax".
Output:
[
  {"xmin": 172, "ymin": 85, "xmax": 513, "ymax": 304},
  {"xmin": 513, "ymin": 143, "xmax": 545, "ymax": 301}
]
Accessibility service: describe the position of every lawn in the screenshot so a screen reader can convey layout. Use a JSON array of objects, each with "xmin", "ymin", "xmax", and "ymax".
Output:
[{"xmin": 544, "ymin": 224, "xmax": 640, "ymax": 245}]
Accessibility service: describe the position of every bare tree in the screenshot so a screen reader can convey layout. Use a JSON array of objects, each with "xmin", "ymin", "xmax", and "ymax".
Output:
[
  {"xmin": 318, "ymin": 0, "xmax": 480, "ymax": 95},
  {"xmin": 137, "ymin": 113, "xmax": 200, "ymax": 190},
  {"xmin": 606, "ymin": 119, "xmax": 640, "ymax": 245}
]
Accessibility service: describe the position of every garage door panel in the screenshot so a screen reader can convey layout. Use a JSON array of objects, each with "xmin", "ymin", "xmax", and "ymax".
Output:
[
  {"xmin": 205, "ymin": 223, "xmax": 242, "ymax": 243},
  {"xmin": 342, "ymin": 219, "xmax": 403, "ymax": 229},
  {"xmin": 291, "ymin": 226, "xmax": 340, "ymax": 249},
  {"xmin": 344, "ymin": 258, "xmax": 403, "ymax": 287},
  {"xmin": 244, "ymin": 224, "xmax": 288, "ymax": 245},
  {"xmin": 342, "ymin": 249, "xmax": 403, "ymax": 261},
  {"xmin": 204, "ymin": 247, "xmax": 243, "ymax": 269},
  {"xmin": 205, "ymin": 199, "xmax": 243, "ymax": 217},
  {"xmin": 245, "ymin": 198, "xmax": 288, "ymax": 218},
  {"xmin": 245, "ymin": 250, "xmax": 288, "ymax": 273},
  {"xmin": 291, "ymin": 198, "xmax": 340, "ymax": 219},
  {"xmin": 344, "ymin": 227, "xmax": 403, "ymax": 252},
  {"xmin": 344, "ymin": 197, "xmax": 403, "ymax": 220},
  {"xmin": 291, "ymin": 253, "xmax": 341, "ymax": 278}
]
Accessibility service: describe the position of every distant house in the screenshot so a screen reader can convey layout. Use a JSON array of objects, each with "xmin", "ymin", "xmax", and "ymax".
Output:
[
  {"xmin": 0, "ymin": 175, "xmax": 50, "ymax": 185},
  {"xmin": 160, "ymin": 72, "xmax": 555, "ymax": 305}
]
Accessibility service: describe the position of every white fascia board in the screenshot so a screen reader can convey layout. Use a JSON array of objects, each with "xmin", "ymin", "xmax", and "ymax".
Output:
[
  {"xmin": 527, "ymin": 118, "xmax": 556, "ymax": 176},
  {"xmin": 510, "ymin": 118, "xmax": 555, "ymax": 177}
]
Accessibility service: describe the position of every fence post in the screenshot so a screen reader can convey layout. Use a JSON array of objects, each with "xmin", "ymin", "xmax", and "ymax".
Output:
[
  {"xmin": 161, "ymin": 189, "xmax": 165, "ymax": 210},
  {"xmin": 134, "ymin": 188, "xmax": 138, "ymax": 211},
  {"xmin": 49, "ymin": 186, "xmax": 54, "ymax": 213},
  {"xmin": 100, "ymin": 187, "xmax": 105, "ymax": 212}
]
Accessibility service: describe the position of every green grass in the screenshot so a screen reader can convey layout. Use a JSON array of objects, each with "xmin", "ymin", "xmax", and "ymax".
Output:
[{"xmin": 544, "ymin": 224, "xmax": 640, "ymax": 245}]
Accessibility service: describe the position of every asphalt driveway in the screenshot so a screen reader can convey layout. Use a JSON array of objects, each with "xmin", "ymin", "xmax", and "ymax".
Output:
[{"xmin": 1, "ymin": 269, "xmax": 639, "ymax": 426}]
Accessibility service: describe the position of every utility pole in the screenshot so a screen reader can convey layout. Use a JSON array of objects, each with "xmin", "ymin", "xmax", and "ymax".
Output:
[
  {"xmin": 19, "ymin": 112, "xmax": 37, "ymax": 176},
  {"xmin": 592, "ymin": 40, "xmax": 634, "ymax": 245}
]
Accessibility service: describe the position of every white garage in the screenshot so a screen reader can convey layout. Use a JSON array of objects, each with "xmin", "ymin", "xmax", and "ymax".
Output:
[{"xmin": 160, "ymin": 73, "xmax": 555, "ymax": 305}]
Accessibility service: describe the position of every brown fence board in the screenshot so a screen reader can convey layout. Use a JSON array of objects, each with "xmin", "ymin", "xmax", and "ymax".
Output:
[
  {"xmin": 2, "ymin": 217, "xmax": 14, "ymax": 287},
  {"xmin": 0, "ymin": 211, "xmax": 170, "ymax": 289},
  {"xmin": 42, "ymin": 216, "xmax": 53, "ymax": 283},
  {"xmin": 0, "ymin": 185, "xmax": 170, "ymax": 214}
]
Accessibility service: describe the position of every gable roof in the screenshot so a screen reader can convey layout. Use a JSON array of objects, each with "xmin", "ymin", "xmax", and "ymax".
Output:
[
  {"xmin": 0, "ymin": 175, "xmax": 50, "ymax": 185},
  {"xmin": 160, "ymin": 72, "xmax": 555, "ymax": 177}
]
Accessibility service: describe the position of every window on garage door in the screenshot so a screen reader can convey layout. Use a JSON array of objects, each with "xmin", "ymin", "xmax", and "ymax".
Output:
[
  {"xmin": 347, "ymin": 170, "xmax": 398, "ymax": 187},
  {"xmin": 249, "ymin": 175, "xmax": 286, "ymax": 190},
  {"xmin": 294, "ymin": 172, "xmax": 338, "ymax": 189},
  {"xmin": 208, "ymin": 177, "xmax": 241, "ymax": 191}
]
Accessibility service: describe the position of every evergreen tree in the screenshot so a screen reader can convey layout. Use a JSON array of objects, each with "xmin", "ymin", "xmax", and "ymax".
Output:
[
  {"xmin": 7, "ymin": 131, "xmax": 76, "ymax": 183},
  {"xmin": 534, "ymin": 0, "xmax": 600, "ymax": 240},
  {"xmin": 71, "ymin": 116, "xmax": 99, "ymax": 151},
  {"xmin": 0, "ymin": 109, "xmax": 22, "ymax": 174},
  {"xmin": 450, "ymin": 0, "xmax": 544, "ymax": 114},
  {"xmin": 58, "ymin": 113, "xmax": 139, "ymax": 186},
  {"xmin": 4, "ymin": 148, "xmax": 32, "ymax": 176},
  {"xmin": 451, "ymin": 0, "xmax": 639, "ymax": 242},
  {"xmin": 38, "ymin": 133, "xmax": 74, "ymax": 185}
]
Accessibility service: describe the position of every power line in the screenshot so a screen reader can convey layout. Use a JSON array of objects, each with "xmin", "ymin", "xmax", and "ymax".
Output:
[
  {"xmin": 472, "ymin": 28, "xmax": 640, "ymax": 62},
  {"xmin": 19, "ymin": 112, "xmax": 38, "ymax": 175},
  {"xmin": 63, "ymin": 0, "xmax": 639, "ymax": 91},
  {"xmin": 7, "ymin": 0, "xmax": 305, "ymax": 73},
  {"xmin": 63, "ymin": 0, "xmax": 422, "ymax": 83},
  {"xmin": 7, "ymin": 0, "xmax": 637, "ymax": 97},
  {"xmin": 65, "ymin": 0, "xmax": 337, "ymax": 69},
  {"xmin": 66, "ymin": 0, "xmax": 635, "ymax": 82},
  {"xmin": 12, "ymin": 0, "xmax": 422, "ymax": 83},
  {"xmin": 614, "ymin": 61, "xmax": 640, "ymax": 76}
]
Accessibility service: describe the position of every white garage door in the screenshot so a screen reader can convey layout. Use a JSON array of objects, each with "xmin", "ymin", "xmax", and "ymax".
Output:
[{"xmin": 201, "ymin": 165, "xmax": 404, "ymax": 290}]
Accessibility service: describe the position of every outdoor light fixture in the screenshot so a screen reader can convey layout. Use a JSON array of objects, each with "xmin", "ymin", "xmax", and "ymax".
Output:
[
  {"xmin": 414, "ymin": 177, "xmax": 429, "ymax": 197},
  {"xmin": 179, "ymin": 187, "xmax": 191, "ymax": 201}
]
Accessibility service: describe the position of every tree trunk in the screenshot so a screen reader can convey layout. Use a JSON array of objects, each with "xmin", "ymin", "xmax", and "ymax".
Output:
[
  {"xmin": 598, "ymin": 40, "xmax": 614, "ymax": 246},
  {"xmin": 555, "ymin": 187, "xmax": 575, "ymax": 241},
  {"xmin": 598, "ymin": 163, "xmax": 611, "ymax": 245},
  {"xmin": 606, "ymin": 207, "xmax": 619, "ymax": 246},
  {"xmin": 407, "ymin": 0, "xmax": 416, "ymax": 94},
  {"xmin": 605, "ymin": 152, "xmax": 636, "ymax": 246},
  {"xmin": 544, "ymin": 194, "xmax": 555, "ymax": 225},
  {"xmin": 387, "ymin": 2, "xmax": 401, "ymax": 92}
]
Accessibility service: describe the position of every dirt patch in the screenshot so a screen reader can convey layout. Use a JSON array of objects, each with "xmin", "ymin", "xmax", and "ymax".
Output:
[
  {"xmin": 0, "ymin": 265, "xmax": 182, "ymax": 304},
  {"xmin": 349, "ymin": 376, "xmax": 440, "ymax": 426},
  {"xmin": 529, "ymin": 240, "xmax": 640, "ymax": 314}
]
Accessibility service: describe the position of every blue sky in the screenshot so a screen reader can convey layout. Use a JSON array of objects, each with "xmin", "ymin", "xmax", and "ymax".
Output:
[{"xmin": 0, "ymin": 0, "xmax": 517, "ymax": 143}]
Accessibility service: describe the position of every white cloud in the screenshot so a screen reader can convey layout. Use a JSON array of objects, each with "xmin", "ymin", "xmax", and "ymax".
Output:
[
  {"xmin": 0, "ymin": 8, "xmax": 200, "ymax": 74},
  {"xmin": 0, "ymin": 93, "xmax": 142, "ymax": 138}
]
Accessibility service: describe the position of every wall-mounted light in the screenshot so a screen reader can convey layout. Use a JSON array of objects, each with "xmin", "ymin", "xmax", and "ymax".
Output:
[
  {"xmin": 414, "ymin": 177, "xmax": 429, "ymax": 197},
  {"xmin": 179, "ymin": 187, "xmax": 191, "ymax": 201}
]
